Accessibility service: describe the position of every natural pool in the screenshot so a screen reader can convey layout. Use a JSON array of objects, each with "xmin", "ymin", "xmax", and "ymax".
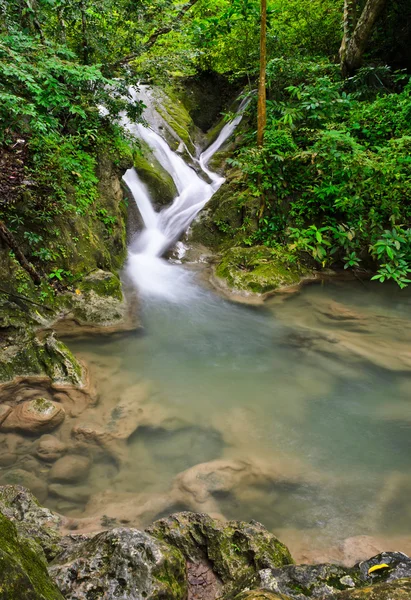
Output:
[{"xmin": 3, "ymin": 273, "xmax": 404, "ymax": 563}]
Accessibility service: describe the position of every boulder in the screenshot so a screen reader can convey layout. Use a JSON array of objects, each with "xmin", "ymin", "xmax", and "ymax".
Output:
[
  {"xmin": 49, "ymin": 455, "xmax": 91, "ymax": 484},
  {"xmin": 0, "ymin": 485, "xmax": 63, "ymax": 560},
  {"xmin": 49, "ymin": 484, "xmax": 90, "ymax": 504},
  {"xmin": 49, "ymin": 527, "xmax": 187, "ymax": 600},
  {"xmin": 336, "ymin": 579, "xmax": 411, "ymax": 599},
  {"xmin": 1, "ymin": 398, "xmax": 65, "ymax": 435},
  {"xmin": 147, "ymin": 512, "xmax": 293, "ymax": 597},
  {"xmin": 36, "ymin": 435, "xmax": 67, "ymax": 462},
  {"xmin": 357, "ymin": 552, "xmax": 411, "ymax": 584},
  {"xmin": 232, "ymin": 593, "xmax": 292, "ymax": 600},
  {"xmin": 253, "ymin": 564, "xmax": 361, "ymax": 599},
  {"xmin": 1, "ymin": 469, "xmax": 48, "ymax": 504},
  {"xmin": 0, "ymin": 403, "xmax": 12, "ymax": 425},
  {"xmin": 0, "ymin": 510, "xmax": 63, "ymax": 599}
]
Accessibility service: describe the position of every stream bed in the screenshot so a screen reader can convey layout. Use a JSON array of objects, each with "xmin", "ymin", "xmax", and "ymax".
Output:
[{"xmin": 59, "ymin": 275, "xmax": 411, "ymax": 562}]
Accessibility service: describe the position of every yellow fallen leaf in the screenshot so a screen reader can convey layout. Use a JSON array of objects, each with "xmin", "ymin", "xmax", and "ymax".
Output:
[
  {"xmin": 368, "ymin": 564, "xmax": 389, "ymax": 574},
  {"xmin": 75, "ymin": 289, "xmax": 81, "ymax": 295}
]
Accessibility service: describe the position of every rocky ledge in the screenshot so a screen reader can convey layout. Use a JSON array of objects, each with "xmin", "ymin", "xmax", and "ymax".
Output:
[{"xmin": 0, "ymin": 485, "xmax": 410, "ymax": 600}]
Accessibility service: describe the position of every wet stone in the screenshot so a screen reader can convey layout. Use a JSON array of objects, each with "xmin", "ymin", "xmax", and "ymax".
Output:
[
  {"xmin": 49, "ymin": 455, "xmax": 91, "ymax": 484},
  {"xmin": 357, "ymin": 552, "xmax": 411, "ymax": 584},
  {"xmin": 1, "ymin": 469, "xmax": 48, "ymax": 503},
  {"xmin": 36, "ymin": 435, "xmax": 67, "ymax": 462},
  {"xmin": 0, "ymin": 398, "xmax": 65, "ymax": 435}
]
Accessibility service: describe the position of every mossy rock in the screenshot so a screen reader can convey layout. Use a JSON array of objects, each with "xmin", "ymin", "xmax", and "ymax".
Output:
[
  {"xmin": 0, "ymin": 486, "xmax": 63, "ymax": 561},
  {"xmin": 215, "ymin": 246, "xmax": 307, "ymax": 294},
  {"xmin": 336, "ymin": 579, "xmax": 411, "ymax": 599},
  {"xmin": 231, "ymin": 592, "xmax": 292, "ymax": 600},
  {"xmin": 49, "ymin": 527, "xmax": 187, "ymax": 600},
  {"xmin": 0, "ymin": 330, "xmax": 83, "ymax": 385},
  {"xmin": 151, "ymin": 86, "xmax": 198, "ymax": 154},
  {"xmin": 249, "ymin": 563, "xmax": 363, "ymax": 599},
  {"xmin": 133, "ymin": 141, "xmax": 178, "ymax": 208},
  {"xmin": 189, "ymin": 177, "xmax": 259, "ymax": 251},
  {"xmin": 0, "ymin": 510, "xmax": 63, "ymax": 599},
  {"xmin": 147, "ymin": 512, "xmax": 293, "ymax": 596}
]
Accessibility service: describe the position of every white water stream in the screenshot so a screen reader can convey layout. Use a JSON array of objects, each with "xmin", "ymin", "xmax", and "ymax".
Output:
[{"xmin": 122, "ymin": 91, "xmax": 248, "ymax": 300}]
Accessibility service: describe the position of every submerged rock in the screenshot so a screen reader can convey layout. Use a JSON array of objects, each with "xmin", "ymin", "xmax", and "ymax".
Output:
[
  {"xmin": 49, "ymin": 455, "xmax": 91, "ymax": 484},
  {"xmin": 1, "ymin": 397, "xmax": 65, "ymax": 435},
  {"xmin": 49, "ymin": 527, "xmax": 187, "ymax": 600},
  {"xmin": 36, "ymin": 435, "xmax": 67, "ymax": 463}
]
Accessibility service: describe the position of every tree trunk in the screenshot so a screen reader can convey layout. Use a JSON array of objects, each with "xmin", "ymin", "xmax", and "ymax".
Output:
[
  {"xmin": 80, "ymin": 0, "xmax": 89, "ymax": 64},
  {"xmin": 0, "ymin": 221, "xmax": 42, "ymax": 285},
  {"xmin": 257, "ymin": 0, "xmax": 267, "ymax": 148},
  {"xmin": 340, "ymin": 0, "xmax": 387, "ymax": 76},
  {"xmin": 257, "ymin": 0, "xmax": 267, "ymax": 220}
]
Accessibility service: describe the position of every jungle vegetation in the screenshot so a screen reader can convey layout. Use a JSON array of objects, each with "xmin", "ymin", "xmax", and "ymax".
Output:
[{"xmin": 1, "ymin": 0, "xmax": 411, "ymax": 287}]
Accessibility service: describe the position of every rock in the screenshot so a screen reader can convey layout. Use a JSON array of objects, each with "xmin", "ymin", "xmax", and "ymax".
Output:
[
  {"xmin": 253, "ymin": 564, "xmax": 361, "ymax": 599},
  {"xmin": 1, "ymin": 398, "xmax": 65, "ymax": 435},
  {"xmin": 0, "ymin": 330, "xmax": 84, "ymax": 386},
  {"xmin": 1, "ymin": 470, "xmax": 48, "ymax": 504},
  {"xmin": 336, "ymin": 579, "xmax": 411, "ymax": 599},
  {"xmin": 49, "ymin": 527, "xmax": 187, "ymax": 600},
  {"xmin": 0, "ymin": 452, "xmax": 17, "ymax": 467},
  {"xmin": 49, "ymin": 484, "xmax": 90, "ymax": 504},
  {"xmin": 0, "ymin": 403, "xmax": 12, "ymax": 425},
  {"xmin": 36, "ymin": 435, "xmax": 67, "ymax": 462},
  {"xmin": 49, "ymin": 455, "xmax": 91, "ymax": 484},
  {"xmin": 214, "ymin": 246, "xmax": 308, "ymax": 295},
  {"xmin": 357, "ymin": 552, "xmax": 411, "ymax": 584},
  {"xmin": 147, "ymin": 512, "xmax": 293, "ymax": 596},
  {"xmin": 0, "ymin": 485, "xmax": 64, "ymax": 560},
  {"xmin": 231, "ymin": 593, "xmax": 292, "ymax": 600},
  {"xmin": 0, "ymin": 510, "xmax": 63, "ymax": 599}
]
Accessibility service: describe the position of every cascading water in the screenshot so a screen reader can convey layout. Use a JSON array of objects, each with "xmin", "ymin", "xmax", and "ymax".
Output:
[{"xmin": 122, "ymin": 91, "xmax": 249, "ymax": 301}]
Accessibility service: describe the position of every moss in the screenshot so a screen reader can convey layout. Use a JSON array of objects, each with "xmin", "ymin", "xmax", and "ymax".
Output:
[
  {"xmin": 152, "ymin": 86, "xmax": 197, "ymax": 154},
  {"xmin": 0, "ymin": 511, "xmax": 63, "ymax": 599},
  {"xmin": 190, "ymin": 177, "xmax": 259, "ymax": 251},
  {"xmin": 215, "ymin": 246, "xmax": 307, "ymax": 294},
  {"xmin": 0, "ymin": 329, "xmax": 83, "ymax": 385},
  {"xmin": 148, "ymin": 512, "xmax": 293, "ymax": 597},
  {"xmin": 78, "ymin": 270, "xmax": 123, "ymax": 300},
  {"xmin": 134, "ymin": 141, "xmax": 177, "ymax": 208}
]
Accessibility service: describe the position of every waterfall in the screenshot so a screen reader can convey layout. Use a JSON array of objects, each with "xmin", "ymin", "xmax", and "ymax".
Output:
[{"xmin": 123, "ymin": 90, "xmax": 249, "ymax": 301}]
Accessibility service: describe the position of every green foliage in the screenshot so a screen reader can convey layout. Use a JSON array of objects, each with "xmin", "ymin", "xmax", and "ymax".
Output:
[{"xmin": 229, "ymin": 57, "xmax": 411, "ymax": 286}]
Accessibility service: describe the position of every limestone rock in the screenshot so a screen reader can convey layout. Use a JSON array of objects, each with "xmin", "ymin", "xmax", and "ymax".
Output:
[
  {"xmin": 1, "ymin": 469, "xmax": 48, "ymax": 504},
  {"xmin": 36, "ymin": 435, "xmax": 67, "ymax": 462},
  {"xmin": 0, "ymin": 452, "xmax": 17, "ymax": 467},
  {"xmin": 336, "ymin": 578, "xmax": 411, "ymax": 599},
  {"xmin": 232, "ymin": 593, "xmax": 292, "ymax": 600},
  {"xmin": 49, "ymin": 455, "xmax": 91, "ymax": 484},
  {"xmin": 147, "ymin": 512, "xmax": 293, "ymax": 596},
  {"xmin": 0, "ymin": 403, "xmax": 12, "ymax": 425},
  {"xmin": 0, "ymin": 511, "xmax": 63, "ymax": 599},
  {"xmin": 357, "ymin": 552, "xmax": 411, "ymax": 584},
  {"xmin": 49, "ymin": 484, "xmax": 90, "ymax": 504},
  {"xmin": 254, "ymin": 564, "xmax": 360, "ymax": 599},
  {"xmin": 49, "ymin": 527, "xmax": 187, "ymax": 600},
  {"xmin": 1, "ymin": 398, "xmax": 65, "ymax": 435},
  {"xmin": 0, "ymin": 485, "xmax": 64, "ymax": 560}
]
